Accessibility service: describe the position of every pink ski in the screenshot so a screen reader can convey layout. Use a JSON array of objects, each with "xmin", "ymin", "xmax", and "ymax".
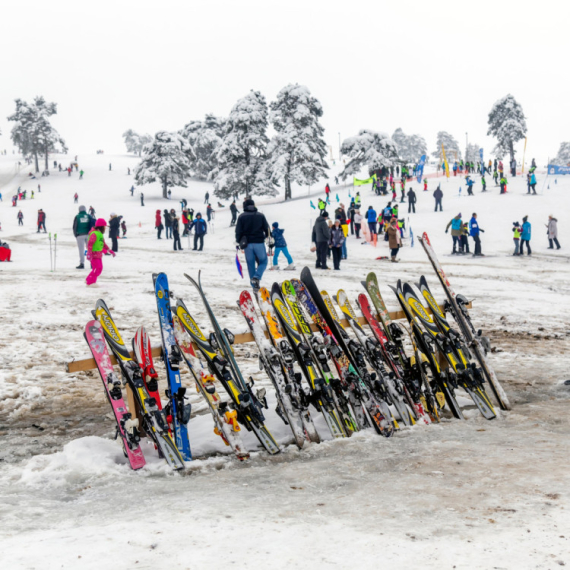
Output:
[{"xmin": 85, "ymin": 320, "xmax": 146, "ymax": 470}]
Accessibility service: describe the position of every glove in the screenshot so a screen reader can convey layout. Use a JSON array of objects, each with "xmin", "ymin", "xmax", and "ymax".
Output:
[
  {"xmin": 445, "ymin": 230, "xmax": 448, "ymax": 234},
  {"xmin": 480, "ymin": 229, "xmax": 485, "ymax": 233},
  {"xmin": 111, "ymin": 251, "xmax": 116, "ymax": 257}
]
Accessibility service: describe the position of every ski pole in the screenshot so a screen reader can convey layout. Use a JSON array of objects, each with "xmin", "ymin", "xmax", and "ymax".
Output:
[
  {"xmin": 54, "ymin": 233, "xmax": 57, "ymax": 272},
  {"xmin": 49, "ymin": 233, "xmax": 53, "ymax": 272}
]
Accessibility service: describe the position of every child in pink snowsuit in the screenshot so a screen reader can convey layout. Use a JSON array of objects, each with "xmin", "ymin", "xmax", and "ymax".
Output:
[{"xmin": 86, "ymin": 218, "xmax": 115, "ymax": 286}]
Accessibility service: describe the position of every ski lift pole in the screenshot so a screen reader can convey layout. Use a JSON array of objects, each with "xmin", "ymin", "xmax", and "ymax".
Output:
[
  {"xmin": 49, "ymin": 233, "xmax": 53, "ymax": 272},
  {"xmin": 54, "ymin": 233, "xmax": 57, "ymax": 271}
]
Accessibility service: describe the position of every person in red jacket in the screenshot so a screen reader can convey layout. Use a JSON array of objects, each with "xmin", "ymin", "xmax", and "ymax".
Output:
[
  {"xmin": 37, "ymin": 209, "xmax": 46, "ymax": 233},
  {"xmin": 155, "ymin": 209, "xmax": 163, "ymax": 239}
]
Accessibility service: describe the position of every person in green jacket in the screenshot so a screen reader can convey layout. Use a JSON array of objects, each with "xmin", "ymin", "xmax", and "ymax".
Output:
[
  {"xmin": 86, "ymin": 219, "xmax": 115, "ymax": 286},
  {"xmin": 500, "ymin": 176, "xmax": 508, "ymax": 194},
  {"xmin": 72, "ymin": 205, "xmax": 93, "ymax": 269}
]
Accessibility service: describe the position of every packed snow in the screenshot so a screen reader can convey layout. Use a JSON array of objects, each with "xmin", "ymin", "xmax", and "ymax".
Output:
[{"xmin": 1, "ymin": 152, "xmax": 569, "ymax": 569}]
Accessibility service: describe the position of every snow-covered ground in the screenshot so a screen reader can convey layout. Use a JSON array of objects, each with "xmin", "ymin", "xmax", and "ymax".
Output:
[{"xmin": 1, "ymin": 153, "xmax": 569, "ymax": 569}]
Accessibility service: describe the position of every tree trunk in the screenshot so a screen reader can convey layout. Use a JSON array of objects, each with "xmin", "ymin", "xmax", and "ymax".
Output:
[
  {"xmin": 44, "ymin": 144, "xmax": 49, "ymax": 172},
  {"xmin": 509, "ymin": 141, "xmax": 515, "ymax": 177},
  {"xmin": 34, "ymin": 151, "xmax": 39, "ymax": 173},
  {"xmin": 284, "ymin": 176, "xmax": 291, "ymax": 201},
  {"xmin": 162, "ymin": 177, "xmax": 168, "ymax": 199}
]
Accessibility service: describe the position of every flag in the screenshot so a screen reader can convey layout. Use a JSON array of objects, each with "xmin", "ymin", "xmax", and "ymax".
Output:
[
  {"xmin": 479, "ymin": 148, "xmax": 484, "ymax": 174},
  {"xmin": 416, "ymin": 154, "xmax": 426, "ymax": 183},
  {"xmin": 235, "ymin": 247, "xmax": 244, "ymax": 278},
  {"xmin": 410, "ymin": 225, "xmax": 414, "ymax": 247},
  {"xmin": 441, "ymin": 143, "xmax": 450, "ymax": 178},
  {"xmin": 353, "ymin": 173, "xmax": 377, "ymax": 186},
  {"xmin": 310, "ymin": 200, "xmax": 316, "ymax": 209}
]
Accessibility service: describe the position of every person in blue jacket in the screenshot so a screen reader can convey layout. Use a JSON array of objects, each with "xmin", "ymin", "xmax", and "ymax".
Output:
[
  {"xmin": 469, "ymin": 212, "xmax": 485, "ymax": 256},
  {"xmin": 446, "ymin": 213, "xmax": 463, "ymax": 253},
  {"xmin": 366, "ymin": 205, "xmax": 377, "ymax": 235},
  {"xmin": 270, "ymin": 222, "xmax": 294, "ymax": 270},
  {"xmin": 189, "ymin": 212, "xmax": 207, "ymax": 251},
  {"xmin": 530, "ymin": 172, "xmax": 537, "ymax": 195},
  {"xmin": 466, "ymin": 176, "xmax": 475, "ymax": 196},
  {"xmin": 520, "ymin": 216, "xmax": 532, "ymax": 255}
]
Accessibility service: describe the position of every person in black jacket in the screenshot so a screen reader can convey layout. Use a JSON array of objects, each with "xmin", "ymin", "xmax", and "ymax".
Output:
[
  {"xmin": 108, "ymin": 213, "xmax": 122, "ymax": 252},
  {"xmin": 312, "ymin": 211, "xmax": 331, "ymax": 270},
  {"xmin": 433, "ymin": 186, "xmax": 443, "ymax": 212},
  {"xmin": 172, "ymin": 213, "xmax": 183, "ymax": 251},
  {"xmin": 163, "ymin": 209, "xmax": 172, "ymax": 239},
  {"xmin": 230, "ymin": 201, "xmax": 239, "ymax": 226},
  {"xmin": 407, "ymin": 188, "xmax": 417, "ymax": 214},
  {"xmin": 235, "ymin": 198, "xmax": 269, "ymax": 289},
  {"xmin": 347, "ymin": 201, "xmax": 356, "ymax": 235}
]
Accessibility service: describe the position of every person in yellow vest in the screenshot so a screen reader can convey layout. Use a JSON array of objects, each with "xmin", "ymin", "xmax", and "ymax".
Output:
[
  {"xmin": 512, "ymin": 222, "xmax": 521, "ymax": 255},
  {"xmin": 86, "ymin": 218, "xmax": 115, "ymax": 286}
]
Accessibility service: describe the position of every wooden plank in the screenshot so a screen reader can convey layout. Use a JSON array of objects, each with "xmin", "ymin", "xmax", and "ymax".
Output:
[{"xmin": 66, "ymin": 302, "xmax": 471, "ymax": 373}]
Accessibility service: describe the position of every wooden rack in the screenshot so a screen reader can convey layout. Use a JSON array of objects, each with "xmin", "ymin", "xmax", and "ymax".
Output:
[{"xmin": 65, "ymin": 302, "xmax": 470, "ymax": 373}]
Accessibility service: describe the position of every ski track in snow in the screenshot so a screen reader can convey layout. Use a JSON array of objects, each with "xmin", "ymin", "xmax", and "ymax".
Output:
[{"xmin": 1, "ymin": 153, "xmax": 570, "ymax": 569}]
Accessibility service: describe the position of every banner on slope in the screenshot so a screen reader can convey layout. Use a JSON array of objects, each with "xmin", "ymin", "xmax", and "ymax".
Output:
[
  {"xmin": 353, "ymin": 174, "xmax": 377, "ymax": 186},
  {"xmin": 441, "ymin": 144, "xmax": 450, "ymax": 178},
  {"xmin": 548, "ymin": 165, "xmax": 570, "ymax": 175},
  {"xmin": 479, "ymin": 148, "xmax": 484, "ymax": 174},
  {"xmin": 416, "ymin": 154, "xmax": 427, "ymax": 183}
]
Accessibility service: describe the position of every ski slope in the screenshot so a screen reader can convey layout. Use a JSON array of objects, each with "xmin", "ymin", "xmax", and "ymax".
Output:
[{"xmin": 1, "ymin": 152, "xmax": 569, "ymax": 569}]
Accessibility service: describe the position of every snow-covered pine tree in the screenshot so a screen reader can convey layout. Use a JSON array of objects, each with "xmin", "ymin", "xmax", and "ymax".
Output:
[
  {"xmin": 180, "ymin": 114, "xmax": 225, "ymax": 180},
  {"xmin": 392, "ymin": 129, "xmax": 427, "ymax": 163},
  {"xmin": 339, "ymin": 130, "xmax": 398, "ymax": 179},
  {"xmin": 465, "ymin": 143, "xmax": 480, "ymax": 162},
  {"xmin": 487, "ymin": 94, "xmax": 527, "ymax": 165},
  {"xmin": 552, "ymin": 142, "xmax": 570, "ymax": 166},
  {"xmin": 432, "ymin": 131, "xmax": 462, "ymax": 161},
  {"xmin": 266, "ymin": 84, "xmax": 328, "ymax": 200},
  {"xmin": 8, "ymin": 97, "xmax": 65, "ymax": 172},
  {"xmin": 123, "ymin": 130, "xmax": 152, "ymax": 156},
  {"xmin": 214, "ymin": 91, "xmax": 275, "ymax": 199},
  {"xmin": 134, "ymin": 131, "xmax": 193, "ymax": 198}
]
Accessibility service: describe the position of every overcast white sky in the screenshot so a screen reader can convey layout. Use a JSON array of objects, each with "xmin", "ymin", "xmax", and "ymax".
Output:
[{"xmin": 0, "ymin": 0, "xmax": 568, "ymax": 164}]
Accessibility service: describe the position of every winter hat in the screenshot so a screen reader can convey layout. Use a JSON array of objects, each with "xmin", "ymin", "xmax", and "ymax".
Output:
[
  {"xmin": 79, "ymin": 205, "xmax": 86, "ymax": 212},
  {"xmin": 243, "ymin": 198, "xmax": 255, "ymax": 208},
  {"xmin": 523, "ymin": 216, "xmax": 528, "ymax": 222},
  {"xmin": 196, "ymin": 213, "xmax": 202, "ymax": 218},
  {"xmin": 95, "ymin": 218, "xmax": 107, "ymax": 227},
  {"xmin": 322, "ymin": 211, "xmax": 329, "ymax": 218},
  {"xmin": 272, "ymin": 222, "xmax": 279, "ymax": 228},
  {"xmin": 110, "ymin": 212, "xmax": 116, "ymax": 217},
  {"xmin": 457, "ymin": 213, "xmax": 462, "ymax": 217}
]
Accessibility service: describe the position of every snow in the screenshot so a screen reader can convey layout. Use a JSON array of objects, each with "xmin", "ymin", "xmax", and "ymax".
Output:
[{"xmin": 1, "ymin": 151, "xmax": 570, "ymax": 568}]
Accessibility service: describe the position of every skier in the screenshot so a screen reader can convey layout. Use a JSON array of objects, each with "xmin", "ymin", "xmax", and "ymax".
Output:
[
  {"xmin": 17, "ymin": 210, "xmax": 23, "ymax": 225},
  {"xmin": 512, "ymin": 222, "xmax": 521, "ymax": 255},
  {"xmin": 347, "ymin": 201, "xmax": 356, "ymax": 235},
  {"xmin": 74, "ymin": 192, "xmax": 79, "ymax": 203},
  {"xmin": 466, "ymin": 177, "xmax": 475, "ymax": 196},
  {"xmin": 235, "ymin": 199, "xmax": 270, "ymax": 288},
  {"xmin": 335, "ymin": 203, "xmax": 348, "ymax": 259},
  {"xmin": 460, "ymin": 223, "xmax": 470, "ymax": 254},
  {"xmin": 140, "ymin": 192, "xmax": 145, "ymax": 206},
  {"xmin": 481, "ymin": 176, "xmax": 487, "ymax": 192},
  {"xmin": 400, "ymin": 179, "xmax": 406, "ymax": 203},
  {"xmin": 520, "ymin": 216, "xmax": 532, "ymax": 256},
  {"xmin": 387, "ymin": 218, "xmax": 401, "ymax": 262},
  {"xmin": 270, "ymin": 222, "xmax": 294, "ymax": 270},
  {"xmin": 499, "ymin": 175, "xmax": 507, "ymax": 194},
  {"xmin": 335, "ymin": 176, "xmax": 339, "ymax": 185},
  {"xmin": 366, "ymin": 205, "xmax": 377, "ymax": 235},
  {"xmin": 167, "ymin": 189, "xmax": 172, "ymax": 200},
  {"xmin": 163, "ymin": 209, "xmax": 173, "ymax": 239},
  {"xmin": 407, "ymin": 187, "xmax": 416, "ymax": 214},
  {"xmin": 530, "ymin": 172, "xmax": 537, "ymax": 194},
  {"xmin": 188, "ymin": 213, "xmax": 207, "ymax": 251},
  {"xmin": 37, "ymin": 209, "xmax": 47, "ymax": 233},
  {"xmin": 86, "ymin": 219, "xmax": 115, "ymax": 286},
  {"xmin": 329, "ymin": 219, "xmax": 345, "ymax": 270},
  {"xmin": 318, "ymin": 198, "xmax": 326, "ymax": 213},
  {"xmin": 127, "ymin": 167, "xmax": 131, "ymax": 175},
  {"xmin": 155, "ymin": 210, "xmax": 164, "ymax": 239},
  {"xmin": 172, "ymin": 213, "xmax": 183, "ymax": 251},
  {"xmin": 230, "ymin": 201, "xmax": 239, "ymax": 226},
  {"xmin": 31, "ymin": 191, "xmax": 34, "ymax": 199},
  {"xmin": 423, "ymin": 178, "xmax": 428, "ymax": 191},
  {"xmin": 547, "ymin": 216, "xmax": 561, "ymax": 250},
  {"xmin": 204, "ymin": 191, "xmax": 209, "ymax": 205},
  {"xmin": 121, "ymin": 219, "xmax": 127, "ymax": 238},
  {"xmin": 325, "ymin": 183, "xmax": 331, "ymax": 203},
  {"xmin": 108, "ymin": 213, "xmax": 122, "ymax": 252},
  {"xmin": 79, "ymin": 170, "xmax": 84, "ymax": 179},
  {"xmin": 109, "ymin": 163, "xmax": 112, "ymax": 171},
  {"xmin": 353, "ymin": 210, "xmax": 362, "ymax": 239},
  {"xmin": 73, "ymin": 205, "xmax": 92, "ymax": 269},
  {"xmin": 181, "ymin": 209, "xmax": 190, "ymax": 236},
  {"xmin": 469, "ymin": 213, "xmax": 484, "ymax": 256},
  {"xmin": 445, "ymin": 213, "xmax": 463, "ymax": 254},
  {"xmin": 381, "ymin": 202, "xmax": 392, "ymax": 233},
  {"xmin": 130, "ymin": 186, "xmax": 135, "ymax": 196}
]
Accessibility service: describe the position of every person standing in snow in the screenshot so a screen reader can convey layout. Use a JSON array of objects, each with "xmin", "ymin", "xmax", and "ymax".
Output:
[
  {"xmin": 520, "ymin": 216, "xmax": 532, "ymax": 255},
  {"xmin": 109, "ymin": 163, "xmax": 112, "ymax": 171},
  {"xmin": 230, "ymin": 201, "xmax": 239, "ymax": 226},
  {"xmin": 546, "ymin": 215, "xmax": 561, "ymax": 250},
  {"xmin": 347, "ymin": 201, "xmax": 356, "ymax": 236},
  {"xmin": 353, "ymin": 210, "xmax": 362, "ymax": 239},
  {"xmin": 108, "ymin": 213, "xmax": 122, "ymax": 252},
  {"xmin": 37, "ymin": 209, "xmax": 46, "ymax": 233},
  {"xmin": 130, "ymin": 185, "xmax": 135, "ymax": 196},
  {"xmin": 235, "ymin": 198, "xmax": 270, "ymax": 288},
  {"xmin": 366, "ymin": 205, "xmax": 377, "ymax": 235},
  {"xmin": 433, "ymin": 186, "xmax": 443, "ymax": 212},
  {"xmin": 189, "ymin": 213, "xmax": 207, "ymax": 251},
  {"xmin": 335, "ymin": 203, "xmax": 348, "ymax": 259},
  {"xmin": 445, "ymin": 213, "xmax": 463, "ymax": 254},
  {"xmin": 172, "ymin": 213, "xmax": 183, "ymax": 251},
  {"xmin": 270, "ymin": 222, "xmax": 295, "ymax": 270},
  {"xmin": 74, "ymin": 192, "xmax": 78, "ymax": 203},
  {"xmin": 73, "ymin": 206, "xmax": 93, "ymax": 269},
  {"xmin": 530, "ymin": 172, "xmax": 537, "ymax": 195},
  {"xmin": 407, "ymin": 187, "xmax": 417, "ymax": 214},
  {"xmin": 79, "ymin": 170, "xmax": 84, "ymax": 180},
  {"xmin": 121, "ymin": 219, "xmax": 127, "ymax": 238},
  {"xmin": 329, "ymin": 219, "xmax": 345, "ymax": 270},
  {"xmin": 204, "ymin": 191, "xmax": 209, "ymax": 204},
  {"xmin": 512, "ymin": 222, "xmax": 521, "ymax": 255},
  {"xmin": 155, "ymin": 210, "xmax": 164, "ymax": 239},
  {"xmin": 469, "ymin": 213, "xmax": 484, "ymax": 256},
  {"xmin": 17, "ymin": 210, "xmax": 24, "ymax": 225},
  {"xmin": 86, "ymin": 219, "xmax": 115, "ymax": 286},
  {"xmin": 312, "ymin": 211, "xmax": 331, "ymax": 270},
  {"xmin": 206, "ymin": 204, "xmax": 214, "ymax": 221},
  {"xmin": 387, "ymin": 219, "xmax": 401, "ymax": 262},
  {"xmin": 140, "ymin": 192, "xmax": 145, "ymax": 206}
]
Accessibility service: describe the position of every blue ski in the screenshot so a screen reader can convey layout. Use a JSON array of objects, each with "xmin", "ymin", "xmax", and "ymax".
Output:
[{"xmin": 153, "ymin": 272, "xmax": 192, "ymax": 460}]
